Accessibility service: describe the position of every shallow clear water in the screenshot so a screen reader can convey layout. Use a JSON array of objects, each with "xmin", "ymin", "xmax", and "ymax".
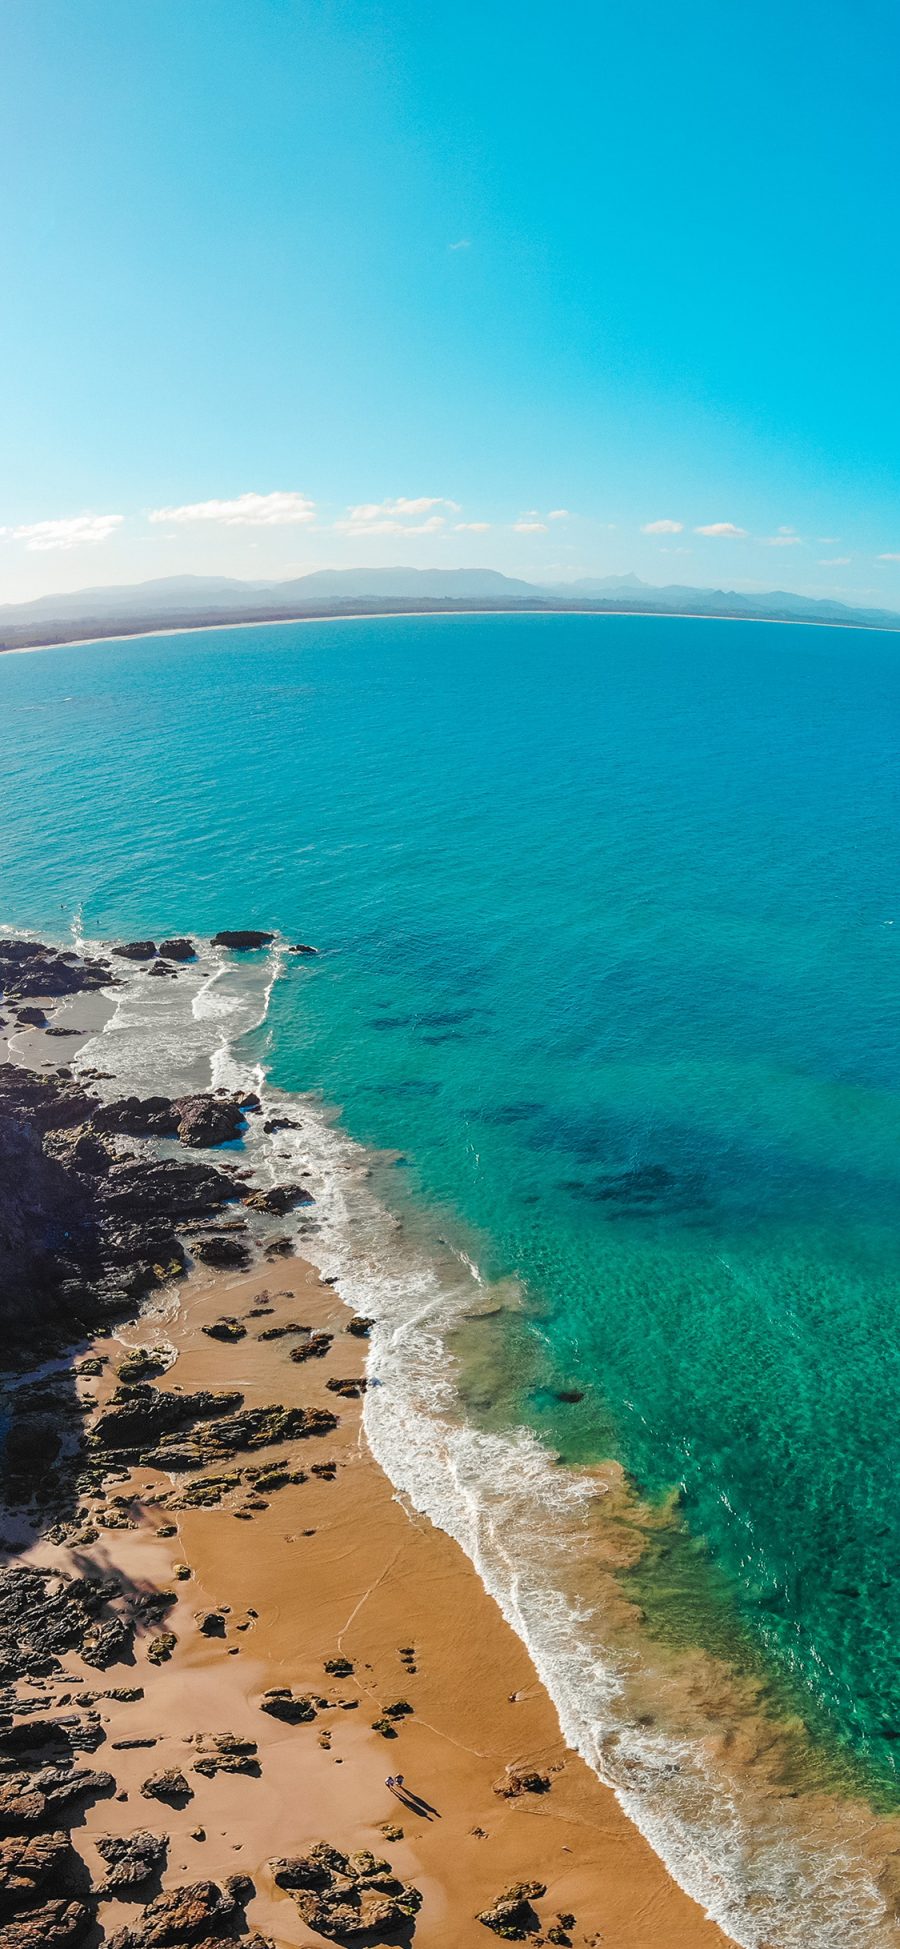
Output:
[{"xmin": 3, "ymin": 612, "xmax": 900, "ymax": 1940}]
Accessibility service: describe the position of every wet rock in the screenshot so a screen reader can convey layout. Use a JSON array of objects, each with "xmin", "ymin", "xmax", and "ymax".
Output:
[
  {"xmin": 270, "ymin": 1843, "xmax": 422, "ymax": 1939},
  {"xmin": 288, "ymin": 943, "xmax": 318, "ymax": 955},
  {"xmin": 290, "ymin": 1332, "xmax": 332, "ymax": 1362},
  {"xmin": 142, "ymin": 1402, "xmax": 337, "ymax": 1470},
  {"xmin": 477, "ymin": 1882, "xmax": 547, "ymax": 1938},
  {"xmin": 195, "ymin": 1612, "xmax": 226, "ymax": 1638},
  {"xmin": 492, "ymin": 1768, "xmax": 551, "ymax": 1798},
  {"xmin": 346, "ymin": 1317, "xmax": 373, "ymax": 1338},
  {"xmin": 258, "ymin": 1690, "xmax": 316, "ymax": 1724},
  {"xmin": 140, "ymin": 1770, "xmax": 193, "ymax": 1806},
  {"xmin": 116, "ymin": 1345, "xmax": 170, "ymax": 1383},
  {"xmin": 15, "ymin": 1006, "xmax": 48, "ymax": 1027},
  {"xmin": 211, "ymin": 931, "xmax": 274, "ymax": 950},
  {"xmin": 192, "ymin": 1236, "xmax": 251, "ymax": 1269},
  {"xmin": 90, "ymin": 1384, "xmax": 243, "ymax": 1455},
  {"xmin": 323, "ymin": 1657, "xmax": 353, "ymax": 1677},
  {"xmin": 201, "ymin": 1316, "xmax": 247, "ymax": 1342},
  {"xmin": 95, "ymin": 1829, "xmax": 168, "ymax": 1892},
  {"xmin": 92, "ymin": 1096, "xmax": 179, "ymax": 1138},
  {"xmin": 174, "ymin": 1096, "xmax": 244, "ymax": 1148},
  {"xmin": 0, "ymin": 938, "xmax": 111, "ymax": 1001},
  {"xmin": 263, "ymin": 1235, "xmax": 294, "ymax": 1258},
  {"xmin": 105, "ymin": 1876, "xmax": 245, "ymax": 1947},
  {"xmin": 114, "ymin": 942, "xmax": 157, "ymax": 961},
  {"xmin": 0, "ymin": 1064, "xmax": 98, "ymax": 1131},
  {"xmin": 157, "ymin": 939, "xmax": 195, "ymax": 962},
  {"xmin": 243, "ymin": 1184, "xmax": 312, "ymax": 1214},
  {"xmin": 326, "ymin": 1377, "xmax": 367, "ymax": 1398},
  {"xmin": 96, "ymin": 1157, "xmax": 239, "ymax": 1219}
]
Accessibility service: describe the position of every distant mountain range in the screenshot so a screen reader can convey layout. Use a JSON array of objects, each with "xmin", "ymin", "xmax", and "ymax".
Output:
[{"xmin": 1, "ymin": 567, "xmax": 898, "ymax": 650}]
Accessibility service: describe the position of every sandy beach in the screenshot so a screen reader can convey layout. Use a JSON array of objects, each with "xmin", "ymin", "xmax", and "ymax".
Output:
[{"xmin": 0, "ymin": 972, "xmax": 730, "ymax": 1949}]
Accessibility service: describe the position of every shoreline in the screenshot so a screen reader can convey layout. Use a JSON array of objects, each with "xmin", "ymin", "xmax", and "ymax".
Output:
[
  {"xmin": 3, "ymin": 603, "xmax": 899, "ymax": 657},
  {"xmin": 0, "ymin": 967, "xmax": 729, "ymax": 1948},
  {"xmin": 3, "ymin": 933, "xmax": 899, "ymax": 1948}
]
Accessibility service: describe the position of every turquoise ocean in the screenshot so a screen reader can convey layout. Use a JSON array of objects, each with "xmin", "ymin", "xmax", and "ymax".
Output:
[{"xmin": 2, "ymin": 612, "xmax": 900, "ymax": 1944}]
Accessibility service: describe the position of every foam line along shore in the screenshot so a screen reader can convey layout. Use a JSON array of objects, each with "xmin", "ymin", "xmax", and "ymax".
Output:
[{"xmin": 1, "ymin": 928, "xmax": 898, "ymax": 1948}]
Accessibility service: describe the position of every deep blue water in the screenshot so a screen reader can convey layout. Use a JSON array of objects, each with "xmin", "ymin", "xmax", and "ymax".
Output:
[{"xmin": 2, "ymin": 610, "xmax": 900, "ymax": 1797}]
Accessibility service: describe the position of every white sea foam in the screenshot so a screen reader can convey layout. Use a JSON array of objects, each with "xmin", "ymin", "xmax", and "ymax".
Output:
[{"xmin": 67, "ymin": 938, "xmax": 894, "ymax": 1949}]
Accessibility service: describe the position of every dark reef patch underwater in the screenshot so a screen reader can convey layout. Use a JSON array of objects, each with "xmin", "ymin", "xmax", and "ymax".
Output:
[{"xmin": 3, "ymin": 609, "xmax": 900, "ymax": 1942}]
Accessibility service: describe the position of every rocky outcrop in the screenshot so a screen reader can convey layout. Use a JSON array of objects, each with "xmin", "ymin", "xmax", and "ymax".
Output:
[
  {"xmin": 105, "ymin": 1877, "xmax": 247, "ymax": 1946},
  {"xmin": 90, "ymin": 1384, "xmax": 243, "ymax": 1455},
  {"xmin": 174, "ymin": 1096, "xmax": 244, "ymax": 1148},
  {"xmin": 157, "ymin": 939, "xmax": 195, "ymax": 961},
  {"xmin": 95, "ymin": 1829, "xmax": 168, "ymax": 1892},
  {"xmin": 492, "ymin": 1767, "xmax": 551, "ymax": 1798},
  {"xmin": 258, "ymin": 1689, "xmax": 317, "ymax": 1724},
  {"xmin": 0, "ymin": 1566, "xmax": 132, "ymax": 1682},
  {"xmin": 0, "ymin": 939, "xmax": 111, "ymax": 1001},
  {"xmin": 192, "ymin": 1236, "xmax": 251, "ymax": 1269},
  {"xmin": 243, "ymin": 1184, "xmax": 312, "ymax": 1214},
  {"xmin": 92, "ymin": 1096, "xmax": 180, "ymax": 1137},
  {"xmin": 476, "ymin": 1882, "xmax": 547, "ymax": 1938},
  {"xmin": 96, "ymin": 1157, "xmax": 239, "ymax": 1219},
  {"xmin": 140, "ymin": 1771, "xmax": 193, "ymax": 1806},
  {"xmin": 113, "ymin": 942, "xmax": 157, "ymax": 961},
  {"xmin": 210, "ymin": 931, "xmax": 274, "ymax": 950},
  {"xmin": 270, "ymin": 1844, "xmax": 422, "ymax": 1939}
]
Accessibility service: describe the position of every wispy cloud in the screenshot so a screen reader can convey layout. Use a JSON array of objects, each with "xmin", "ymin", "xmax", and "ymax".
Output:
[
  {"xmin": 148, "ymin": 491, "xmax": 316, "ymax": 527},
  {"xmin": 642, "ymin": 518, "xmax": 683, "ymax": 535},
  {"xmin": 547, "ymin": 508, "xmax": 570, "ymax": 521},
  {"xmin": 818, "ymin": 556, "xmax": 850, "ymax": 566},
  {"xmin": 512, "ymin": 520, "xmax": 548, "ymax": 533},
  {"xmin": 449, "ymin": 238, "xmax": 471, "ymax": 251},
  {"xmin": 454, "ymin": 521, "xmax": 491, "ymax": 532},
  {"xmin": 878, "ymin": 552, "xmax": 900, "ymax": 562},
  {"xmin": 761, "ymin": 532, "xmax": 802, "ymax": 547},
  {"xmin": 334, "ymin": 496, "xmax": 459, "ymax": 537},
  {"xmin": 695, "ymin": 522, "xmax": 747, "ymax": 538},
  {"xmin": 1, "ymin": 513, "xmax": 124, "ymax": 552}
]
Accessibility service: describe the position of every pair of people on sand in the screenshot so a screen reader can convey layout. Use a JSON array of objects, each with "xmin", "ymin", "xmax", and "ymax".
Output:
[{"xmin": 385, "ymin": 1773, "xmax": 405, "ymax": 1793}]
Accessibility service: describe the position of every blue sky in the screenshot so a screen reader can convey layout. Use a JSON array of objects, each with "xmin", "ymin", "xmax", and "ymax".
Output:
[{"xmin": 2, "ymin": 0, "xmax": 899, "ymax": 604}]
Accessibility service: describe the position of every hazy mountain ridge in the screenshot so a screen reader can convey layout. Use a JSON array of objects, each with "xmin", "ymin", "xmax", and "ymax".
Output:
[{"xmin": 1, "ymin": 566, "xmax": 898, "ymax": 645}]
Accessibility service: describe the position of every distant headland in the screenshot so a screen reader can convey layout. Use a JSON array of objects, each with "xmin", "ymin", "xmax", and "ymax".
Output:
[{"xmin": 2, "ymin": 566, "xmax": 899, "ymax": 652}]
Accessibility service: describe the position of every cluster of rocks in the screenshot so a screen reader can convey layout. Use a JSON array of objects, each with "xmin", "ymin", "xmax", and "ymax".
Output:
[{"xmin": 270, "ymin": 1843, "xmax": 422, "ymax": 1939}]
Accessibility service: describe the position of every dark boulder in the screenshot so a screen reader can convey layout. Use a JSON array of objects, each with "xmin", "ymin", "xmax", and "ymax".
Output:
[
  {"xmin": 288, "ymin": 943, "xmax": 318, "ymax": 955},
  {"xmin": 157, "ymin": 939, "xmax": 196, "ymax": 961},
  {"xmin": 15, "ymin": 1006, "xmax": 47, "ymax": 1027},
  {"xmin": 211, "ymin": 931, "xmax": 274, "ymax": 950},
  {"xmin": 174, "ymin": 1096, "xmax": 244, "ymax": 1148},
  {"xmin": 113, "ymin": 942, "xmax": 157, "ymax": 961},
  {"xmin": 192, "ymin": 1236, "xmax": 251, "ymax": 1269},
  {"xmin": 243, "ymin": 1183, "xmax": 312, "ymax": 1214}
]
